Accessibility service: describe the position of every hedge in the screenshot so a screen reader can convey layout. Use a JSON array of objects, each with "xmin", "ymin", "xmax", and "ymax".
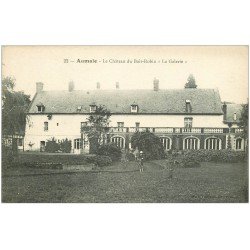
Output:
[{"xmin": 182, "ymin": 149, "xmax": 247, "ymax": 163}]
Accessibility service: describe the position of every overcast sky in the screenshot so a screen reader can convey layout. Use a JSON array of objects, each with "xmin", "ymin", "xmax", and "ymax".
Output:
[{"xmin": 2, "ymin": 46, "xmax": 248, "ymax": 104}]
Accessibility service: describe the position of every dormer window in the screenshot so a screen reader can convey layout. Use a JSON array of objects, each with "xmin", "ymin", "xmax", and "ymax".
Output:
[
  {"xmin": 77, "ymin": 106, "xmax": 82, "ymax": 112},
  {"xmin": 37, "ymin": 103, "xmax": 45, "ymax": 113},
  {"xmin": 185, "ymin": 100, "xmax": 192, "ymax": 113},
  {"xmin": 89, "ymin": 104, "xmax": 97, "ymax": 113},
  {"xmin": 131, "ymin": 104, "xmax": 138, "ymax": 113},
  {"xmin": 233, "ymin": 112, "xmax": 237, "ymax": 121}
]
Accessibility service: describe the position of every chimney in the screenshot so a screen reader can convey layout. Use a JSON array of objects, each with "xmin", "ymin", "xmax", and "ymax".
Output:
[
  {"xmin": 153, "ymin": 78, "xmax": 159, "ymax": 91},
  {"xmin": 36, "ymin": 82, "xmax": 44, "ymax": 93},
  {"xmin": 116, "ymin": 82, "xmax": 119, "ymax": 89},
  {"xmin": 68, "ymin": 81, "xmax": 74, "ymax": 92},
  {"xmin": 222, "ymin": 102, "xmax": 227, "ymax": 121},
  {"xmin": 96, "ymin": 82, "xmax": 100, "ymax": 89}
]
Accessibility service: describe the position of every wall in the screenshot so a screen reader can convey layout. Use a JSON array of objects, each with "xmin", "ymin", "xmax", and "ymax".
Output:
[{"xmin": 24, "ymin": 113, "xmax": 227, "ymax": 151}]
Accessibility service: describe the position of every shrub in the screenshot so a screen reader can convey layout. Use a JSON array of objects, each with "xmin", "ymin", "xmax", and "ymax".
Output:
[
  {"xmin": 97, "ymin": 143, "xmax": 122, "ymax": 161},
  {"xmin": 86, "ymin": 155, "xmax": 112, "ymax": 167},
  {"xmin": 45, "ymin": 137, "xmax": 60, "ymax": 153},
  {"xmin": 60, "ymin": 139, "xmax": 72, "ymax": 153},
  {"xmin": 45, "ymin": 138, "xmax": 72, "ymax": 153},
  {"xmin": 126, "ymin": 152, "xmax": 136, "ymax": 161},
  {"xmin": 182, "ymin": 149, "xmax": 247, "ymax": 163},
  {"xmin": 18, "ymin": 152, "xmax": 90, "ymax": 165},
  {"xmin": 131, "ymin": 131, "xmax": 165, "ymax": 160}
]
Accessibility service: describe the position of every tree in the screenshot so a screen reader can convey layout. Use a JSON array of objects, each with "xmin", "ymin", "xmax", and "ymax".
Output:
[
  {"xmin": 185, "ymin": 74, "xmax": 197, "ymax": 88},
  {"xmin": 131, "ymin": 131, "xmax": 165, "ymax": 160},
  {"xmin": 239, "ymin": 103, "xmax": 248, "ymax": 140},
  {"xmin": 2, "ymin": 76, "xmax": 31, "ymax": 156},
  {"xmin": 84, "ymin": 105, "xmax": 111, "ymax": 154}
]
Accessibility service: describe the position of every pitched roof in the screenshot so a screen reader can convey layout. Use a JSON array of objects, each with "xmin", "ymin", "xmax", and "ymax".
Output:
[
  {"xmin": 225, "ymin": 103, "xmax": 243, "ymax": 123},
  {"xmin": 28, "ymin": 88, "xmax": 223, "ymax": 114}
]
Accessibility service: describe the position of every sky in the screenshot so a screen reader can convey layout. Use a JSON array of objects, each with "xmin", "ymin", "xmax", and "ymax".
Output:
[{"xmin": 2, "ymin": 45, "xmax": 248, "ymax": 104}]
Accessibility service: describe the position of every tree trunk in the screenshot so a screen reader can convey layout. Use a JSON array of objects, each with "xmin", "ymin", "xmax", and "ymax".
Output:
[{"xmin": 89, "ymin": 136, "xmax": 99, "ymax": 154}]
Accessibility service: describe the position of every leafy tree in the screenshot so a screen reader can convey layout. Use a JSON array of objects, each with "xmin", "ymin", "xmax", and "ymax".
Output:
[
  {"xmin": 84, "ymin": 105, "xmax": 111, "ymax": 154},
  {"xmin": 131, "ymin": 131, "xmax": 165, "ymax": 160},
  {"xmin": 239, "ymin": 103, "xmax": 248, "ymax": 140},
  {"xmin": 2, "ymin": 76, "xmax": 31, "ymax": 157},
  {"xmin": 184, "ymin": 74, "xmax": 197, "ymax": 88}
]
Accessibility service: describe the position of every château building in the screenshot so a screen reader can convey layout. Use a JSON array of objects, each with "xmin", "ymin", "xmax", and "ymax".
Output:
[{"xmin": 24, "ymin": 79, "xmax": 246, "ymax": 153}]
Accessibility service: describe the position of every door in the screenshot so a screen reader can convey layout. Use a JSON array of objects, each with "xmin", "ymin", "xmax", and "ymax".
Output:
[{"xmin": 40, "ymin": 141, "xmax": 46, "ymax": 152}]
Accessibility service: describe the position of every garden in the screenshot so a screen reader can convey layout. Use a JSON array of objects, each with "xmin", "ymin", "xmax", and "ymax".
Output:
[{"xmin": 2, "ymin": 131, "xmax": 248, "ymax": 203}]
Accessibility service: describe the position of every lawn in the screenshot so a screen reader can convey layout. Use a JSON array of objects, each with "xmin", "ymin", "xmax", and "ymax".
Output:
[{"xmin": 1, "ymin": 161, "xmax": 248, "ymax": 203}]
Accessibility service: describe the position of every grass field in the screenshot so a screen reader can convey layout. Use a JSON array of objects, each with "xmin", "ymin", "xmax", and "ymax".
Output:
[{"xmin": 2, "ymin": 161, "xmax": 248, "ymax": 203}]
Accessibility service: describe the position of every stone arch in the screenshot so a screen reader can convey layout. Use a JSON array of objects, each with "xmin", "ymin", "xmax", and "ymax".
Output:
[
  {"xmin": 160, "ymin": 136, "xmax": 172, "ymax": 151},
  {"xmin": 205, "ymin": 137, "xmax": 222, "ymax": 150},
  {"xmin": 111, "ymin": 135, "xmax": 125, "ymax": 148},
  {"xmin": 183, "ymin": 136, "xmax": 200, "ymax": 150}
]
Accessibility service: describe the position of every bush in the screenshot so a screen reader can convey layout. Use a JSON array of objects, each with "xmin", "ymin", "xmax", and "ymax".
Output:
[
  {"xmin": 131, "ymin": 131, "xmax": 165, "ymax": 160},
  {"xmin": 126, "ymin": 152, "xmax": 136, "ymax": 161},
  {"xmin": 182, "ymin": 149, "xmax": 247, "ymax": 163},
  {"xmin": 45, "ymin": 138, "xmax": 60, "ymax": 153},
  {"xmin": 17, "ymin": 152, "xmax": 90, "ymax": 165},
  {"xmin": 86, "ymin": 155, "xmax": 112, "ymax": 167},
  {"xmin": 60, "ymin": 139, "xmax": 72, "ymax": 153},
  {"xmin": 45, "ymin": 138, "xmax": 72, "ymax": 153},
  {"xmin": 97, "ymin": 143, "xmax": 122, "ymax": 161}
]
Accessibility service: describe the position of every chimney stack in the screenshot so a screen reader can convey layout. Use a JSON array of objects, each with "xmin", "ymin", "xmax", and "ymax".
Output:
[
  {"xmin": 68, "ymin": 81, "xmax": 74, "ymax": 92},
  {"xmin": 96, "ymin": 82, "xmax": 100, "ymax": 89},
  {"xmin": 36, "ymin": 82, "xmax": 44, "ymax": 93},
  {"xmin": 116, "ymin": 82, "xmax": 119, "ymax": 89},
  {"xmin": 153, "ymin": 78, "xmax": 159, "ymax": 91},
  {"xmin": 222, "ymin": 102, "xmax": 227, "ymax": 121}
]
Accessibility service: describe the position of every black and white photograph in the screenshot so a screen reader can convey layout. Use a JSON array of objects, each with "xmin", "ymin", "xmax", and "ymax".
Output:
[{"xmin": 1, "ymin": 45, "xmax": 248, "ymax": 203}]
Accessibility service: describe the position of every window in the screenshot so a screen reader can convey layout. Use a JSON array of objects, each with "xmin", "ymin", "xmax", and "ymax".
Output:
[
  {"xmin": 185, "ymin": 100, "xmax": 191, "ymax": 113},
  {"xmin": 184, "ymin": 117, "xmax": 193, "ymax": 131},
  {"xmin": 160, "ymin": 137, "xmax": 172, "ymax": 151},
  {"xmin": 117, "ymin": 122, "xmax": 124, "ymax": 131},
  {"xmin": 57, "ymin": 123, "xmax": 59, "ymax": 126},
  {"xmin": 89, "ymin": 105, "xmax": 96, "ymax": 113},
  {"xmin": 233, "ymin": 112, "xmax": 237, "ymax": 121},
  {"xmin": 40, "ymin": 141, "xmax": 45, "ymax": 152},
  {"xmin": 17, "ymin": 138, "xmax": 23, "ymax": 147},
  {"xmin": 236, "ymin": 138, "xmax": 243, "ymax": 150},
  {"xmin": 205, "ymin": 137, "xmax": 221, "ymax": 150},
  {"xmin": 183, "ymin": 137, "xmax": 199, "ymax": 150},
  {"xmin": 77, "ymin": 106, "xmax": 82, "ymax": 112},
  {"xmin": 37, "ymin": 105, "xmax": 45, "ymax": 112},
  {"xmin": 81, "ymin": 122, "xmax": 88, "ymax": 132},
  {"xmin": 135, "ymin": 122, "xmax": 140, "ymax": 131},
  {"xmin": 131, "ymin": 104, "xmax": 138, "ymax": 113},
  {"xmin": 44, "ymin": 122, "xmax": 48, "ymax": 131},
  {"xmin": 74, "ymin": 139, "xmax": 81, "ymax": 149},
  {"xmin": 111, "ymin": 136, "xmax": 125, "ymax": 148}
]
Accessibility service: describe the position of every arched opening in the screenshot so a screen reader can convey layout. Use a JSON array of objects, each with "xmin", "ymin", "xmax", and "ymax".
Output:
[
  {"xmin": 183, "ymin": 136, "xmax": 200, "ymax": 150},
  {"xmin": 205, "ymin": 137, "xmax": 222, "ymax": 150},
  {"xmin": 111, "ymin": 136, "xmax": 125, "ymax": 148},
  {"xmin": 160, "ymin": 137, "xmax": 172, "ymax": 151}
]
